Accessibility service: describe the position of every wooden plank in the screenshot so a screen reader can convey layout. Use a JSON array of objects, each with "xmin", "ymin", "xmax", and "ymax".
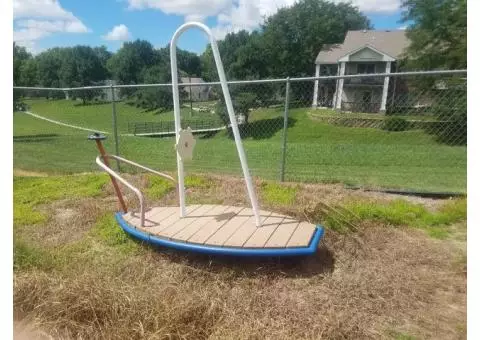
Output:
[
  {"xmin": 122, "ymin": 211, "xmax": 141, "ymax": 224},
  {"xmin": 171, "ymin": 205, "xmax": 230, "ymax": 242},
  {"xmin": 143, "ymin": 206, "xmax": 178, "ymax": 229},
  {"xmin": 187, "ymin": 206, "xmax": 244, "ymax": 245},
  {"xmin": 259, "ymin": 209, "xmax": 287, "ymax": 218},
  {"xmin": 223, "ymin": 212, "xmax": 272, "ymax": 247},
  {"xmin": 264, "ymin": 219, "xmax": 299, "ymax": 248},
  {"xmin": 147, "ymin": 206, "xmax": 178, "ymax": 220},
  {"xmin": 123, "ymin": 206, "xmax": 176, "ymax": 227},
  {"xmin": 122, "ymin": 205, "xmax": 313, "ymax": 248},
  {"xmin": 236, "ymin": 208, "xmax": 255, "ymax": 217},
  {"xmin": 147, "ymin": 205, "xmax": 201, "ymax": 234},
  {"xmin": 286, "ymin": 222, "xmax": 317, "ymax": 247},
  {"xmin": 158, "ymin": 205, "xmax": 217, "ymax": 238},
  {"xmin": 204, "ymin": 208, "xmax": 252, "ymax": 246},
  {"xmin": 243, "ymin": 216, "xmax": 285, "ymax": 248},
  {"xmin": 123, "ymin": 211, "xmax": 162, "ymax": 228}
]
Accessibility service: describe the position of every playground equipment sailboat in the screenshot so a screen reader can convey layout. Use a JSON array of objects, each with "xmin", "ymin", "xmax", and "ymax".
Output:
[{"xmin": 90, "ymin": 22, "xmax": 324, "ymax": 256}]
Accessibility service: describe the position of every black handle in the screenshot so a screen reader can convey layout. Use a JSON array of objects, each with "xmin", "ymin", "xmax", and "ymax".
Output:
[{"xmin": 87, "ymin": 132, "xmax": 107, "ymax": 141}]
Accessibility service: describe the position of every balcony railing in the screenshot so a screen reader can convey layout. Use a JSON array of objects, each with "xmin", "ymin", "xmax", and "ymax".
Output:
[{"xmin": 343, "ymin": 75, "xmax": 384, "ymax": 85}]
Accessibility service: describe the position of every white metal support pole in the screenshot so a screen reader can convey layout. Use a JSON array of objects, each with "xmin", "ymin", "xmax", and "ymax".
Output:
[
  {"xmin": 170, "ymin": 22, "xmax": 262, "ymax": 226},
  {"xmin": 332, "ymin": 64, "xmax": 340, "ymax": 109},
  {"xmin": 335, "ymin": 62, "xmax": 346, "ymax": 110},
  {"xmin": 312, "ymin": 64, "xmax": 320, "ymax": 108},
  {"xmin": 170, "ymin": 30, "xmax": 187, "ymax": 218},
  {"xmin": 380, "ymin": 61, "xmax": 392, "ymax": 113}
]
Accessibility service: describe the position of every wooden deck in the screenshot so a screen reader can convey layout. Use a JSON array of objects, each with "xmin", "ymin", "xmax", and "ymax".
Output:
[{"xmin": 122, "ymin": 205, "xmax": 318, "ymax": 249}]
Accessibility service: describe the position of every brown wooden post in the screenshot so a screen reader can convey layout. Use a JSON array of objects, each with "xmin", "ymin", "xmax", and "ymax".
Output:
[{"xmin": 88, "ymin": 133, "xmax": 128, "ymax": 213}]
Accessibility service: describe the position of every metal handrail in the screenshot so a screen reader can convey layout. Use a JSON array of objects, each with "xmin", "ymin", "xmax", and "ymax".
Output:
[
  {"xmin": 96, "ymin": 155, "xmax": 146, "ymax": 226},
  {"xmin": 108, "ymin": 154, "xmax": 176, "ymax": 183},
  {"xmin": 95, "ymin": 155, "xmax": 176, "ymax": 227}
]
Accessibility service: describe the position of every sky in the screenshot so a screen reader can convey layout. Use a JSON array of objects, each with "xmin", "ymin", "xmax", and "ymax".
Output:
[{"xmin": 13, "ymin": 0, "xmax": 408, "ymax": 55}]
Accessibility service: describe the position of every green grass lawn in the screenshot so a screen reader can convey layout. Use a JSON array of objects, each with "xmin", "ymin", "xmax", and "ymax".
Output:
[
  {"xmin": 22, "ymin": 99, "xmax": 221, "ymax": 134},
  {"xmin": 14, "ymin": 98, "xmax": 467, "ymax": 192}
]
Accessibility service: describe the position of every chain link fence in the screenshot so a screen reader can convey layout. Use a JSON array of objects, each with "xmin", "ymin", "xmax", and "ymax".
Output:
[{"xmin": 13, "ymin": 70, "xmax": 467, "ymax": 193}]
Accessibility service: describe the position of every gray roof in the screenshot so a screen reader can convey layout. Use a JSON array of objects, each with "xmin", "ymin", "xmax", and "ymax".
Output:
[
  {"xmin": 180, "ymin": 77, "xmax": 211, "ymax": 99},
  {"xmin": 315, "ymin": 30, "xmax": 409, "ymax": 64}
]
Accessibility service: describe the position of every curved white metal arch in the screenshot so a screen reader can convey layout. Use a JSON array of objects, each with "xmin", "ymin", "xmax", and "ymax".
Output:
[{"xmin": 170, "ymin": 22, "xmax": 261, "ymax": 226}]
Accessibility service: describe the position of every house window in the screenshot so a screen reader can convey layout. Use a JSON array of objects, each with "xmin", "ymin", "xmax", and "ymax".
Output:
[{"xmin": 357, "ymin": 63, "xmax": 376, "ymax": 74}]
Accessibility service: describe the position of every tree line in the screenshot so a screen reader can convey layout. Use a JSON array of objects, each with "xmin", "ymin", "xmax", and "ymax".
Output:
[{"xmin": 13, "ymin": 0, "xmax": 466, "ymax": 113}]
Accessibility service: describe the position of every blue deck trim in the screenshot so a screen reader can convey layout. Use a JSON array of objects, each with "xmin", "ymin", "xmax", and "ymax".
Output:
[{"xmin": 115, "ymin": 212, "xmax": 324, "ymax": 257}]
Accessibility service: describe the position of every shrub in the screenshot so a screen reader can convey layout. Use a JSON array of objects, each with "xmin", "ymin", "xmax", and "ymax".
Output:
[
  {"xmin": 426, "ymin": 89, "xmax": 467, "ymax": 145},
  {"xmin": 382, "ymin": 117, "xmax": 410, "ymax": 131},
  {"xmin": 216, "ymin": 91, "xmax": 256, "ymax": 125}
]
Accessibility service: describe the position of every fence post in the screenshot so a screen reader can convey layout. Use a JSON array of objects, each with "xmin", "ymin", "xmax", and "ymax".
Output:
[
  {"xmin": 279, "ymin": 77, "xmax": 291, "ymax": 182},
  {"xmin": 110, "ymin": 85, "xmax": 121, "ymax": 171},
  {"xmin": 189, "ymin": 76, "xmax": 193, "ymax": 118}
]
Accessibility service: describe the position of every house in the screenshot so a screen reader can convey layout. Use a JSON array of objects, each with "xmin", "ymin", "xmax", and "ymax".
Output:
[
  {"xmin": 180, "ymin": 77, "xmax": 212, "ymax": 102},
  {"xmin": 312, "ymin": 30, "xmax": 410, "ymax": 113}
]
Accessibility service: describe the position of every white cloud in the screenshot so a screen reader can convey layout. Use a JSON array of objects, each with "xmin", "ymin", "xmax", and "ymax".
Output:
[
  {"xmin": 211, "ymin": 0, "xmax": 296, "ymax": 39},
  {"xmin": 126, "ymin": 0, "xmax": 402, "ymax": 41},
  {"xmin": 13, "ymin": 0, "xmax": 89, "ymax": 53},
  {"xmin": 335, "ymin": 0, "xmax": 401, "ymax": 14},
  {"xmin": 126, "ymin": 0, "xmax": 231, "ymax": 22},
  {"xmin": 398, "ymin": 25, "xmax": 408, "ymax": 30},
  {"xmin": 102, "ymin": 24, "xmax": 132, "ymax": 41},
  {"xmin": 16, "ymin": 19, "xmax": 88, "ymax": 33},
  {"xmin": 13, "ymin": 0, "xmax": 75, "ymax": 19}
]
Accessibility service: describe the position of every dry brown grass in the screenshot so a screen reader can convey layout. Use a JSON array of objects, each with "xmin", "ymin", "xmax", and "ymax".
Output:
[
  {"xmin": 13, "ymin": 169, "xmax": 50, "ymax": 177},
  {"xmin": 13, "ymin": 173, "xmax": 467, "ymax": 340}
]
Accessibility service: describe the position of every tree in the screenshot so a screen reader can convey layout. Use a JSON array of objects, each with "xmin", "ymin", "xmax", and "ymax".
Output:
[
  {"xmin": 400, "ymin": 0, "xmax": 466, "ymax": 144},
  {"xmin": 422, "ymin": 79, "xmax": 467, "ymax": 145},
  {"xmin": 176, "ymin": 49, "xmax": 202, "ymax": 77},
  {"xmin": 201, "ymin": 0, "xmax": 370, "ymax": 81},
  {"xmin": 132, "ymin": 64, "xmax": 174, "ymax": 111},
  {"xmin": 34, "ymin": 46, "xmax": 109, "ymax": 101},
  {"xmin": 13, "ymin": 43, "xmax": 32, "ymax": 86},
  {"xmin": 228, "ymin": 32, "xmax": 270, "ymax": 80},
  {"xmin": 58, "ymin": 47, "xmax": 77, "ymax": 88},
  {"xmin": 400, "ymin": 0, "xmax": 466, "ymax": 70},
  {"xmin": 93, "ymin": 46, "xmax": 113, "ymax": 77},
  {"xmin": 19, "ymin": 59, "xmax": 37, "ymax": 86},
  {"xmin": 201, "ymin": 30, "xmax": 253, "ymax": 81},
  {"xmin": 36, "ymin": 48, "xmax": 63, "ymax": 87},
  {"xmin": 18, "ymin": 58, "xmax": 39, "ymax": 104},
  {"xmin": 107, "ymin": 40, "xmax": 157, "ymax": 85},
  {"xmin": 261, "ymin": 0, "xmax": 371, "ymax": 78},
  {"xmin": 73, "ymin": 46, "xmax": 108, "ymax": 84}
]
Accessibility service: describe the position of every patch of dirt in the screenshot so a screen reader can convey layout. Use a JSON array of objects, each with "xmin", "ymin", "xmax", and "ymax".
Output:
[
  {"xmin": 26, "ymin": 198, "xmax": 106, "ymax": 246},
  {"xmin": 357, "ymin": 190, "xmax": 451, "ymax": 211},
  {"xmin": 13, "ymin": 169, "xmax": 49, "ymax": 177},
  {"xmin": 55, "ymin": 208, "xmax": 76, "ymax": 223}
]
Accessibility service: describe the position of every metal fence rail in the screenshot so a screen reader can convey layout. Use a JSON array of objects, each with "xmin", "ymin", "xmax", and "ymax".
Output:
[{"xmin": 13, "ymin": 70, "xmax": 467, "ymax": 193}]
